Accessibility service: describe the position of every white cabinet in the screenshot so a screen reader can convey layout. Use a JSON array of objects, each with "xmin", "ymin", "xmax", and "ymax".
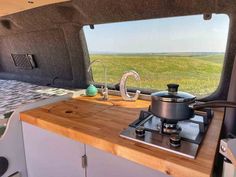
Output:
[
  {"xmin": 86, "ymin": 145, "xmax": 170, "ymax": 177},
  {"xmin": 22, "ymin": 123, "xmax": 169, "ymax": 177},
  {"xmin": 22, "ymin": 122, "xmax": 86, "ymax": 177}
]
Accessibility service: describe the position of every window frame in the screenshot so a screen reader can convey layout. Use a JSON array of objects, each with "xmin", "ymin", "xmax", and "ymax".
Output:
[{"xmin": 83, "ymin": 14, "xmax": 231, "ymax": 101}]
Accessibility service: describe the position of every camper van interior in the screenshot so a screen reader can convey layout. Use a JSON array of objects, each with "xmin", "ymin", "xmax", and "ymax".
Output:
[{"xmin": 0, "ymin": 0, "xmax": 236, "ymax": 177}]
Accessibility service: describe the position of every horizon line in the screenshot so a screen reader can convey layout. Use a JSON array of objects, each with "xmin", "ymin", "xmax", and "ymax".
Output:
[{"xmin": 89, "ymin": 51, "xmax": 225, "ymax": 54}]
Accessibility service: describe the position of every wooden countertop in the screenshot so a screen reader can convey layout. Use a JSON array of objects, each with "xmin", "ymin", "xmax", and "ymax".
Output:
[{"xmin": 20, "ymin": 95, "xmax": 224, "ymax": 177}]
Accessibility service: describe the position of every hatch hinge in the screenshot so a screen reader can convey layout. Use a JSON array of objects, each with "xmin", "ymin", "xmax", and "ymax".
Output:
[{"xmin": 82, "ymin": 154, "xmax": 87, "ymax": 168}]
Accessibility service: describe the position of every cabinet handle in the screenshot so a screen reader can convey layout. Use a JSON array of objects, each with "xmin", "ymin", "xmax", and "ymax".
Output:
[{"xmin": 82, "ymin": 155, "xmax": 87, "ymax": 168}]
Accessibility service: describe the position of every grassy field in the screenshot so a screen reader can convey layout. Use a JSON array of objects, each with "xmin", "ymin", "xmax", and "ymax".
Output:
[{"xmin": 89, "ymin": 53, "xmax": 224, "ymax": 97}]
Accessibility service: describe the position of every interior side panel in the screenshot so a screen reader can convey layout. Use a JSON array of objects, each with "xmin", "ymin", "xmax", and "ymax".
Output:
[
  {"xmin": 0, "ymin": 29, "xmax": 72, "ymax": 80},
  {"xmin": 0, "ymin": 25, "xmax": 88, "ymax": 88}
]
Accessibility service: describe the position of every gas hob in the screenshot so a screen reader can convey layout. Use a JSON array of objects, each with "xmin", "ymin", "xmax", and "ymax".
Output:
[{"xmin": 120, "ymin": 109, "xmax": 213, "ymax": 159}]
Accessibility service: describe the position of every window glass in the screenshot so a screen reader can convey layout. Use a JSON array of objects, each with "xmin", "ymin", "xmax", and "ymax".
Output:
[{"xmin": 83, "ymin": 14, "xmax": 229, "ymax": 97}]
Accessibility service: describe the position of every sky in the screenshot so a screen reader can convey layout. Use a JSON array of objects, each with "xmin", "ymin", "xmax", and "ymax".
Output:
[{"xmin": 83, "ymin": 14, "xmax": 229, "ymax": 53}]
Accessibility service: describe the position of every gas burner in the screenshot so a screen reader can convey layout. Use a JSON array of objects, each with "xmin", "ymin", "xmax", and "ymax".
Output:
[
  {"xmin": 161, "ymin": 122, "xmax": 182, "ymax": 134},
  {"xmin": 120, "ymin": 109, "xmax": 213, "ymax": 159},
  {"xmin": 135, "ymin": 127, "xmax": 145, "ymax": 137},
  {"xmin": 169, "ymin": 133, "xmax": 181, "ymax": 147}
]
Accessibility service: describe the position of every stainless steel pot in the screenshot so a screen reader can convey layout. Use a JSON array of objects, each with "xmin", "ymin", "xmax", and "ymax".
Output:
[{"xmin": 150, "ymin": 84, "xmax": 236, "ymax": 123}]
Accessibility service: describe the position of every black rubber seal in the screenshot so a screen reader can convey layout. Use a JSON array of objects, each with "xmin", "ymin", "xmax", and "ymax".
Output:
[{"xmin": 0, "ymin": 156, "xmax": 9, "ymax": 176}]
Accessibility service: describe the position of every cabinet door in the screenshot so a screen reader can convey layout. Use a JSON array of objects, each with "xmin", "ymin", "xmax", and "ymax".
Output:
[
  {"xmin": 22, "ymin": 122, "xmax": 85, "ymax": 177},
  {"xmin": 86, "ymin": 145, "xmax": 170, "ymax": 177}
]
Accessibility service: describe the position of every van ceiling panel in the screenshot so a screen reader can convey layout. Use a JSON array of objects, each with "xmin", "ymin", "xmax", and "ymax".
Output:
[
  {"xmin": 1, "ymin": 1, "xmax": 235, "ymax": 27},
  {"xmin": 0, "ymin": 1, "xmax": 234, "ymax": 36},
  {"xmin": 72, "ymin": 0, "xmax": 236, "ymax": 25}
]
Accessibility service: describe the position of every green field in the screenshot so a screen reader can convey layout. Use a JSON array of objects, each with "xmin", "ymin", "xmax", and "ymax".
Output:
[{"xmin": 89, "ymin": 53, "xmax": 224, "ymax": 97}]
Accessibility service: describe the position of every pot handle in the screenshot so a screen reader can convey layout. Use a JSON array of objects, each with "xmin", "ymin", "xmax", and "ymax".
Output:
[
  {"xmin": 192, "ymin": 100, "xmax": 236, "ymax": 110},
  {"xmin": 167, "ymin": 84, "xmax": 179, "ymax": 93}
]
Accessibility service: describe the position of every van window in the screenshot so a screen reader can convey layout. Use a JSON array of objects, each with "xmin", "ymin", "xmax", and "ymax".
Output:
[{"xmin": 83, "ymin": 14, "xmax": 229, "ymax": 97}]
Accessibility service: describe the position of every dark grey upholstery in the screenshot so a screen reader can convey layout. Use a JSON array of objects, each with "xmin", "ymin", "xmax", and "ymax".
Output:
[{"xmin": 0, "ymin": 3, "xmax": 90, "ymax": 88}]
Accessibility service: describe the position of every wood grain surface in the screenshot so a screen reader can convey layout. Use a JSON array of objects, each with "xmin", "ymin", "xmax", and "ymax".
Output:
[
  {"xmin": 20, "ymin": 95, "xmax": 224, "ymax": 177},
  {"xmin": 0, "ymin": 0, "xmax": 69, "ymax": 17}
]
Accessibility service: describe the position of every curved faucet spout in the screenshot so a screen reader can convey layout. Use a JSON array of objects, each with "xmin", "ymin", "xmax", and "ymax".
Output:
[
  {"xmin": 120, "ymin": 70, "xmax": 141, "ymax": 101},
  {"xmin": 87, "ymin": 59, "xmax": 108, "ymax": 100}
]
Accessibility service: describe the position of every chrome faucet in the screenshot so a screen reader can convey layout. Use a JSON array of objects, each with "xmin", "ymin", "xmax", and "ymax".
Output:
[
  {"xmin": 87, "ymin": 59, "xmax": 108, "ymax": 100},
  {"xmin": 119, "ymin": 70, "xmax": 141, "ymax": 101}
]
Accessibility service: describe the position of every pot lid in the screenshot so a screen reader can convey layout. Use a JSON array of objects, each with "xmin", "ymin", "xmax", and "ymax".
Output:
[{"xmin": 151, "ymin": 84, "xmax": 196, "ymax": 102}]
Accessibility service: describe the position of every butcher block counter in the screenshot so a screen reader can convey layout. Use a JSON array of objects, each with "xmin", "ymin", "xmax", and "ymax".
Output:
[{"xmin": 20, "ymin": 95, "xmax": 224, "ymax": 177}]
